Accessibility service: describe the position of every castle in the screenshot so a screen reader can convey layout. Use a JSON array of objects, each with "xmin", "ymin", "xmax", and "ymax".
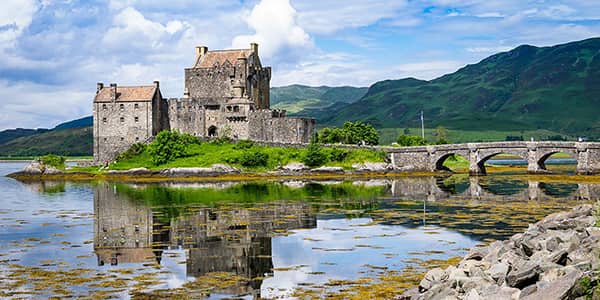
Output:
[{"xmin": 93, "ymin": 43, "xmax": 316, "ymax": 163}]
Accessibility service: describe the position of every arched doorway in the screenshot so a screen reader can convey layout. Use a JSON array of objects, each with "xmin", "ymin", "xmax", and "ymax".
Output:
[{"xmin": 208, "ymin": 126, "xmax": 218, "ymax": 137}]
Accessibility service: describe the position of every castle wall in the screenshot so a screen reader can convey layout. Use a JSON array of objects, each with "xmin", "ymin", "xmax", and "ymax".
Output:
[
  {"xmin": 185, "ymin": 67, "xmax": 234, "ymax": 99},
  {"xmin": 167, "ymin": 98, "xmax": 205, "ymax": 137},
  {"xmin": 248, "ymin": 110, "xmax": 316, "ymax": 144},
  {"xmin": 93, "ymin": 101, "xmax": 154, "ymax": 164}
]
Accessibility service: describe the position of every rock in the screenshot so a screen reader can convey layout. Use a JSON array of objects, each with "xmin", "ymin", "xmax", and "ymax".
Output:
[
  {"xmin": 522, "ymin": 269, "xmax": 583, "ymax": 300},
  {"xmin": 161, "ymin": 167, "xmax": 213, "ymax": 175},
  {"xmin": 419, "ymin": 268, "xmax": 448, "ymax": 292},
  {"xmin": 520, "ymin": 284, "xmax": 537, "ymax": 298},
  {"xmin": 44, "ymin": 166, "xmax": 64, "ymax": 174},
  {"xmin": 548, "ymin": 249, "xmax": 568, "ymax": 266},
  {"xmin": 22, "ymin": 161, "xmax": 44, "ymax": 174},
  {"xmin": 395, "ymin": 287, "xmax": 419, "ymax": 300},
  {"xmin": 506, "ymin": 262, "xmax": 541, "ymax": 289},
  {"xmin": 464, "ymin": 247, "xmax": 488, "ymax": 261},
  {"xmin": 479, "ymin": 285, "xmax": 521, "ymax": 300},
  {"xmin": 567, "ymin": 205, "xmax": 593, "ymax": 218},
  {"xmin": 464, "ymin": 289, "xmax": 482, "ymax": 300},
  {"xmin": 486, "ymin": 262, "xmax": 510, "ymax": 285},
  {"xmin": 352, "ymin": 162, "xmax": 393, "ymax": 172},
  {"xmin": 544, "ymin": 235, "xmax": 561, "ymax": 252},
  {"xmin": 280, "ymin": 162, "xmax": 309, "ymax": 172},
  {"xmin": 310, "ymin": 166, "xmax": 344, "ymax": 173},
  {"xmin": 107, "ymin": 167, "xmax": 151, "ymax": 175},
  {"xmin": 210, "ymin": 164, "xmax": 240, "ymax": 173}
]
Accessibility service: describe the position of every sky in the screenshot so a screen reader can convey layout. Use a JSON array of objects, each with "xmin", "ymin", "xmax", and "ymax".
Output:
[{"xmin": 1, "ymin": 0, "xmax": 600, "ymax": 130}]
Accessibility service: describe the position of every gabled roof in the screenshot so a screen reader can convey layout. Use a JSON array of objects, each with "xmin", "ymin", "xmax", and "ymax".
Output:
[
  {"xmin": 94, "ymin": 86, "xmax": 157, "ymax": 102},
  {"xmin": 194, "ymin": 49, "xmax": 252, "ymax": 68}
]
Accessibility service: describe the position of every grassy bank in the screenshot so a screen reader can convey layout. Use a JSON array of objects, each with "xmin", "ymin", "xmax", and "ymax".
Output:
[{"xmin": 100, "ymin": 139, "xmax": 386, "ymax": 172}]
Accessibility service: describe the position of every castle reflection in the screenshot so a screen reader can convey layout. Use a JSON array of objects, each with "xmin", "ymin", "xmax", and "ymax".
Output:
[{"xmin": 93, "ymin": 182, "xmax": 317, "ymax": 297}]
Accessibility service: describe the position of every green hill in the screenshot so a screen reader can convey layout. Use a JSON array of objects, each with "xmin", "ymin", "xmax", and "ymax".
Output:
[
  {"xmin": 271, "ymin": 85, "xmax": 368, "ymax": 113},
  {"xmin": 318, "ymin": 38, "xmax": 600, "ymax": 139},
  {"xmin": 0, "ymin": 126, "xmax": 92, "ymax": 157}
]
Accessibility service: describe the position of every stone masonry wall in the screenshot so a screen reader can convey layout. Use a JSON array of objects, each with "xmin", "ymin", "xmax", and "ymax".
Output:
[
  {"xmin": 185, "ymin": 67, "xmax": 234, "ymax": 99},
  {"xmin": 94, "ymin": 101, "xmax": 153, "ymax": 164},
  {"xmin": 167, "ymin": 98, "xmax": 205, "ymax": 137}
]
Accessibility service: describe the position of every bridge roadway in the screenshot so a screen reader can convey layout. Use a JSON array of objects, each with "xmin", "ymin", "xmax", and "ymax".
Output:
[{"xmin": 383, "ymin": 141, "xmax": 600, "ymax": 175}]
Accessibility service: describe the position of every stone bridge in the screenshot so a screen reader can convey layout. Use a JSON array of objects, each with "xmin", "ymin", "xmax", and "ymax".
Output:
[{"xmin": 385, "ymin": 141, "xmax": 600, "ymax": 175}]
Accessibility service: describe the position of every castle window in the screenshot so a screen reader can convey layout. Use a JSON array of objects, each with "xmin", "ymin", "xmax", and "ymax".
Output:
[
  {"xmin": 102, "ymin": 104, "xmax": 107, "ymax": 110},
  {"xmin": 135, "ymin": 137, "xmax": 139, "ymax": 141},
  {"xmin": 102, "ymin": 117, "xmax": 107, "ymax": 124},
  {"xmin": 121, "ymin": 137, "xmax": 124, "ymax": 141},
  {"xmin": 134, "ymin": 103, "xmax": 139, "ymax": 109},
  {"xmin": 120, "ymin": 117, "xmax": 125, "ymax": 123},
  {"xmin": 120, "ymin": 104, "xmax": 124, "ymax": 110},
  {"xmin": 134, "ymin": 117, "xmax": 139, "ymax": 122},
  {"xmin": 233, "ymin": 106, "xmax": 240, "ymax": 112},
  {"xmin": 103, "ymin": 138, "xmax": 107, "ymax": 142}
]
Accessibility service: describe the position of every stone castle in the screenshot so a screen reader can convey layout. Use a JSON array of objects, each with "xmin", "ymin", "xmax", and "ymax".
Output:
[{"xmin": 93, "ymin": 43, "xmax": 316, "ymax": 163}]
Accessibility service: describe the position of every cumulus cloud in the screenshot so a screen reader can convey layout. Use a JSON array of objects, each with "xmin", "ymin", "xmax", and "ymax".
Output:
[
  {"xmin": 0, "ymin": 0, "xmax": 38, "ymax": 49},
  {"xmin": 232, "ymin": 0, "xmax": 312, "ymax": 63}
]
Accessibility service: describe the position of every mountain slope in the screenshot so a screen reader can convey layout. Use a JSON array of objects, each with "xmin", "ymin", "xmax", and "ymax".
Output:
[
  {"xmin": 271, "ymin": 85, "xmax": 367, "ymax": 113},
  {"xmin": 0, "ymin": 126, "xmax": 92, "ymax": 156},
  {"xmin": 322, "ymin": 38, "xmax": 600, "ymax": 138}
]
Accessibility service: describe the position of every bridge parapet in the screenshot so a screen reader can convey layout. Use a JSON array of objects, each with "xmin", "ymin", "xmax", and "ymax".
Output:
[{"xmin": 384, "ymin": 141, "xmax": 600, "ymax": 175}]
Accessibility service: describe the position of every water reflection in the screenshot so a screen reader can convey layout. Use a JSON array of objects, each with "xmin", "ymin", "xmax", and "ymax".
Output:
[{"xmin": 3, "ymin": 171, "xmax": 600, "ymax": 298}]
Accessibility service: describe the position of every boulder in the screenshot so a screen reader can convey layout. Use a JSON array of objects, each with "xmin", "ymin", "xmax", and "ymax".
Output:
[
  {"xmin": 310, "ymin": 166, "xmax": 344, "ymax": 173},
  {"xmin": 486, "ymin": 262, "xmax": 510, "ymax": 285},
  {"xmin": 522, "ymin": 269, "xmax": 583, "ymax": 300},
  {"xmin": 506, "ymin": 262, "xmax": 541, "ymax": 289},
  {"xmin": 280, "ymin": 163, "xmax": 309, "ymax": 172},
  {"xmin": 210, "ymin": 164, "xmax": 240, "ymax": 173},
  {"xmin": 22, "ymin": 161, "xmax": 44, "ymax": 174},
  {"xmin": 419, "ymin": 268, "xmax": 448, "ymax": 292},
  {"xmin": 352, "ymin": 162, "xmax": 393, "ymax": 172},
  {"xmin": 44, "ymin": 166, "xmax": 64, "ymax": 174}
]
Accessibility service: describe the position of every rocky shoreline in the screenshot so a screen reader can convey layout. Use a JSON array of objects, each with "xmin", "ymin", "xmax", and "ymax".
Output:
[
  {"xmin": 400, "ymin": 204, "xmax": 600, "ymax": 300},
  {"xmin": 7, "ymin": 161, "xmax": 408, "ymax": 181}
]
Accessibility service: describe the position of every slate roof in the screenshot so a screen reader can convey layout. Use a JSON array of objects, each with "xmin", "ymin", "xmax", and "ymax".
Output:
[
  {"xmin": 194, "ymin": 49, "xmax": 252, "ymax": 68},
  {"xmin": 94, "ymin": 86, "xmax": 157, "ymax": 102}
]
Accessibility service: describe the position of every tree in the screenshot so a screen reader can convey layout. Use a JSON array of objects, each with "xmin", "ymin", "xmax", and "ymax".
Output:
[
  {"xmin": 342, "ymin": 121, "xmax": 379, "ymax": 145},
  {"xmin": 148, "ymin": 130, "xmax": 199, "ymax": 165},
  {"xmin": 396, "ymin": 134, "xmax": 428, "ymax": 146},
  {"xmin": 302, "ymin": 139, "xmax": 327, "ymax": 167}
]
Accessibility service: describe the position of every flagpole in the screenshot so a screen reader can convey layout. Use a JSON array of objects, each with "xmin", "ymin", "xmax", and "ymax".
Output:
[{"xmin": 421, "ymin": 110, "xmax": 425, "ymax": 139}]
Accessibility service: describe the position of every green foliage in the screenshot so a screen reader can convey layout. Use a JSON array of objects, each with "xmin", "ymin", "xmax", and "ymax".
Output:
[
  {"xmin": 238, "ymin": 148, "xmax": 269, "ymax": 167},
  {"xmin": 40, "ymin": 154, "xmax": 66, "ymax": 169},
  {"xmin": 505, "ymin": 135, "xmax": 524, "ymax": 141},
  {"xmin": 318, "ymin": 121, "xmax": 379, "ymax": 145},
  {"xmin": 233, "ymin": 140, "xmax": 255, "ymax": 150},
  {"xmin": 396, "ymin": 134, "xmax": 428, "ymax": 146},
  {"xmin": 302, "ymin": 140, "xmax": 327, "ymax": 167},
  {"xmin": 434, "ymin": 126, "xmax": 450, "ymax": 144},
  {"xmin": 116, "ymin": 143, "xmax": 147, "ymax": 161},
  {"xmin": 148, "ymin": 130, "xmax": 199, "ymax": 165},
  {"xmin": 323, "ymin": 147, "xmax": 349, "ymax": 162}
]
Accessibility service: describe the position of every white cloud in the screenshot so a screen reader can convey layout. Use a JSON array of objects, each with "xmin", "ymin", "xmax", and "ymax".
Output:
[
  {"xmin": 393, "ymin": 61, "xmax": 464, "ymax": 80},
  {"xmin": 293, "ymin": 0, "xmax": 408, "ymax": 34},
  {"xmin": 0, "ymin": 80, "xmax": 89, "ymax": 130},
  {"xmin": 466, "ymin": 46, "xmax": 513, "ymax": 53},
  {"xmin": 232, "ymin": 0, "xmax": 312, "ymax": 63},
  {"xmin": 0, "ymin": 0, "xmax": 38, "ymax": 49}
]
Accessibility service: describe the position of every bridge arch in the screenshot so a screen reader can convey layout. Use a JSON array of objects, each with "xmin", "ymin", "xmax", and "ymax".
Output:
[
  {"xmin": 535, "ymin": 150, "xmax": 577, "ymax": 173},
  {"xmin": 474, "ymin": 149, "xmax": 528, "ymax": 175}
]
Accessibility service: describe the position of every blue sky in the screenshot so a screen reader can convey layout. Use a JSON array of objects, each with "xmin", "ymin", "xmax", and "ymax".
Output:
[{"xmin": 1, "ymin": 0, "xmax": 600, "ymax": 130}]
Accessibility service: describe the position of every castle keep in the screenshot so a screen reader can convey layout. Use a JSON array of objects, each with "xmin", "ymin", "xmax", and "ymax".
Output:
[{"xmin": 93, "ymin": 43, "xmax": 316, "ymax": 163}]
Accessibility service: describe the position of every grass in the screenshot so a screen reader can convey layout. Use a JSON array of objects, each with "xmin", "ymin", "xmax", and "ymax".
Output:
[{"xmin": 106, "ymin": 140, "xmax": 386, "ymax": 171}]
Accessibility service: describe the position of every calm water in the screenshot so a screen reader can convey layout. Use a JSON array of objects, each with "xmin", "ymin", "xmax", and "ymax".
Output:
[{"xmin": 0, "ymin": 162, "xmax": 598, "ymax": 299}]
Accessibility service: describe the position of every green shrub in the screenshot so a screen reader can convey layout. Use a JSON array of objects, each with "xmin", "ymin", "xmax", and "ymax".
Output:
[
  {"xmin": 302, "ymin": 141, "xmax": 327, "ymax": 167},
  {"xmin": 40, "ymin": 154, "xmax": 66, "ymax": 169},
  {"xmin": 234, "ymin": 140, "xmax": 255, "ymax": 150},
  {"xmin": 239, "ymin": 148, "xmax": 269, "ymax": 167},
  {"xmin": 116, "ymin": 143, "xmax": 147, "ymax": 161},
  {"xmin": 148, "ymin": 130, "xmax": 199, "ymax": 165},
  {"xmin": 396, "ymin": 134, "xmax": 428, "ymax": 146},
  {"xmin": 317, "ymin": 121, "xmax": 379, "ymax": 145},
  {"xmin": 324, "ymin": 147, "xmax": 349, "ymax": 162}
]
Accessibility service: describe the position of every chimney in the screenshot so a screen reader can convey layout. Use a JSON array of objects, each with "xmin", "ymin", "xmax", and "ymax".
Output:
[
  {"xmin": 250, "ymin": 43, "xmax": 258, "ymax": 55},
  {"xmin": 96, "ymin": 82, "xmax": 104, "ymax": 94},
  {"xmin": 153, "ymin": 81, "xmax": 159, "ymax": 89},
  {"xmin": 196, "ymin": 46, "xmax": 208, "ymax": 58},
  {"xmin": 109, "ymin": 83, "xmax": 117, "ymax": 101}
]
